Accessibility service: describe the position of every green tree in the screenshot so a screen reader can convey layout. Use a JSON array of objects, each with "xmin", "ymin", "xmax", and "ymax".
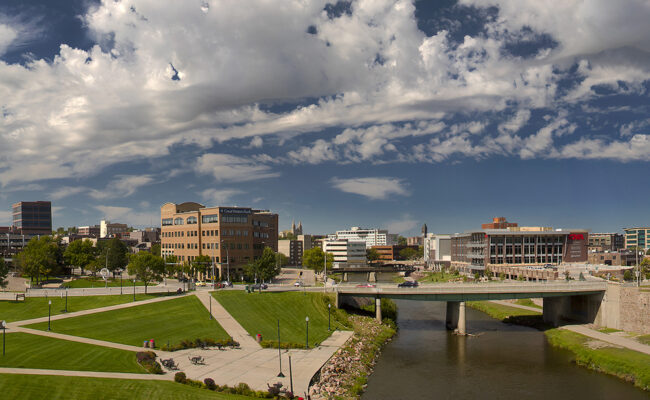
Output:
[
  {"xmin": 275, "ymin": 252, "xmax": 289, "ymax": 268},
  {"xmin": 0, "ymin": 258, "xmax": 8, "ymax": 289},
  {"xmin": 191, "ymin": 255, "xmax": 212, "ymax": 280},
  {"xmin": 641, "ymin": 258, "xmax": 650, "ymax": 279},
  {"xmin": 15, "ymin": 236, "xmax": 60, "ymax": 285},
  {"xmin": 399, "ymin": 247, "xmax": 418, "ymax": 260},
  {"xmin": 64, "ymin": 239, "xmax": 97, "ymax": 275},
  {"xmin": 303, "ymin": 247, "xmax": 334, "ymax": 271},
  {"xmin": 127, "ymin": 252, "xmax": 165, "ymax": 294},
  {"xmin": 245, "ymin": 248, "xmax": 281, "ymax": 283},
  {"xmin": 366, "ymin": 248, "xmax": 380, "ymax": 263},
  {"xmin": 623, "ymin": 269, "xmax": 633, "ymax": 281},
  {"xmin": 397, "ymin": 236, "xmax": 407, "ymax": 246},
  {"xmin": 150, "ymin": 243, "xmax": 161, "ymax": 257},
  {"xmin": 98, "ymin": 238, "xmax": 128, "ymax": 275}
]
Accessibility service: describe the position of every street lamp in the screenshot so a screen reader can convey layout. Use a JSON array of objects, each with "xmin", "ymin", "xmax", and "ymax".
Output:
[
  {"xmin": 209, "ymin": 295, "xmax": 212, "ymax": 320},
  {"xmin": 47, "ymin": 300, "xmax": 52, "ymax": 331},
  {"xmin": 328, "ymin": 303, "xmax": 331, "ymax": 331},
  {"xmin": 2, "ymin": 320, "xmax": 6, "ymax": 356},
  {"xmin": 305, "ymin": 316, "xmax": 309, "ymax": 349},
  {"xmin": 120, "ymin": 270, "xmax": 123, "ymax": 295},
  {"xmin": 221, "ymin": 240, "xmax": 230, "ymax": 283},
  {"xmin": 64, "ymin": 289, "xmax": 68, "ymax": 313},
  {"xmin": 277, "ymin": 319, "xmax": 284, "ymax": 377},
  {"xmin": 133, "ymin": 279, "xmax": 136, "ymax": 301}
]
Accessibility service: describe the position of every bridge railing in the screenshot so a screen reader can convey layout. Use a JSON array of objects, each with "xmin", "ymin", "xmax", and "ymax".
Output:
[{"xmin": 335, "ymin": 281, "xmax": 607, "ymax": 294}]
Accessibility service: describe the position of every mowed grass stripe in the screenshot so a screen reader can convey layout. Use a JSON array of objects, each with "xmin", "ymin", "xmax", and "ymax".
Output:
[
  {"xmin": 0, "ymin": 294, "xmax": 164, "ymax": 323},
  {"xmin": 213, "ymin": 291, "xmax": 345, "ymax": 347},
  {"xmin": 0, "ymin": 374, "xmax": 253, "ymax": 400},
  {"xmin": 25, "ymin": 295, "xmax": 230, "ymax": 347},
  {"xmin": 63, "ymin": 278, "xmax": 148, "ymax": 288},
  {"xmin": 0, "ymin": 332, "xmax": 145, "ymax": 373}
]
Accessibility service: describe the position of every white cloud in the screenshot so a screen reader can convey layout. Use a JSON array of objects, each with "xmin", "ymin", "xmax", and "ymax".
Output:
[
  {"xmin": 89, "ymin": 175, "xmax": 155, "ymax": 200},
  {"xmin": 0, "ymin": 210, "xmax": 11, "ymax": 225},
  {"xmin": 200, "ymin": 188, "xmax": 244, "ymax": 206},
  {"xmin": 330, "ymin": 177, "xmax": 409, "ymax": 200},
  {"xmin": 94, "ymin": 205, "xmax": 157, "ymax": 227},
  {"xmin": 0, "ymin": 23, "xmax": 17, "ymax": 56},
  {"xmin": 247, "ymin": 136, "xmax": 263, "ymax": 149},
  {"xmin": 384, "ymin": 215, "xmax": 418, "ymax": 234},
  {"xmin": 196, "ymin": 154, "xmax": 280, "ymax": 182},
  {"xmin": 50, "ymin": 186, "xmax": 85, "ymax": 200}
]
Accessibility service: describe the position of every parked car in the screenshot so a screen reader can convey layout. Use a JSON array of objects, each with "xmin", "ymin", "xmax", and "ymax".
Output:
[
  {"xmin": 195, "ymin": 281, "xmax": 206, "ymax": 287},
  {"xmin": 294, "ymin": 281, "xmax": 303, "ymax": 287},
  {"xmin": 251, "ymin": 283, "xmax": 268, "ymax": 290},
  {"xmin": 221, "ymin": 281, "xmax": 233, "ymax": 287},
  {"xmin": 356, "ymin": 284, "xmax": 376, "ymax": 288},
  {"xmin": 398, "ymin": 280, "xmax": 419, "ymax": 288}
]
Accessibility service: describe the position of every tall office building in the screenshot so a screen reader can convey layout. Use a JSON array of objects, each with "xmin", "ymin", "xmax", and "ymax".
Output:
[
  {"xmin": 12, "ymin": 201, "xmax": 52, "ymax": 236},
  {"xmin": 624, "ymin": 228, "xmax": 650, "ymax": 250},
  {"xmin": 328, "ymin": 227, "xmax": 397, "ymax": 248},
  {"xmin": 160, "ymin": 202, "xmax": 278, "ymax": 279}
]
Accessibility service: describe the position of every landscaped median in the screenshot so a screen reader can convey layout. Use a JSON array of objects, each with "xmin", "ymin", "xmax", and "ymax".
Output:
[
  {"xmin": 467, "ymin": 300, "xmax": 650, "ymax": 391},
  {"xmin": 24, "ymin": 295, "xmax": 230, "ymax": 349}
]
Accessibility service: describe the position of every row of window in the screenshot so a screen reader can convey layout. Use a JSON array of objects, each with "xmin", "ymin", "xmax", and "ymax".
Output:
[
  {"xmin": 490, "ymin": 256, "xmax": 563, "ymax": 264},
  {"xmin": 162, "ymin": 242, "xmax": 253, "ymax": 251},
  {"xmin": 222, "ymin": 215, "xmax": 248, "ymax": 224}
]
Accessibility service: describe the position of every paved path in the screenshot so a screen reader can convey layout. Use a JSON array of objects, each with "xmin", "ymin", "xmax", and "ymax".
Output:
[
  {"xmin": 490, "ymin": 300, "xmax": 650, "ymax": 355},
  {"xmin": 194, "ymin": 291, "xmax": 260, "ymax": 349},
  {"xmin": 0, "ymin": 367, "xmax": 172, "ymax": 380}
]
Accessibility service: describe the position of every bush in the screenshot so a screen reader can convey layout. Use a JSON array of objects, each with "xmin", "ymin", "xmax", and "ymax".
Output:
[
  {"xmin": 623, "ymin": 270, "xmax": 633, "ymax": 281},
  {"xmin": 161, "ymin": 337, "xmax": 240, "ymax": 351},
  {"xmin": 136, "ymin": 351, "xmax": 162, "ymax": 374},
  {"xmin": 204, "ymin": 378, "xmax": 216, "ymax": 390},
  {"xmin": 174, "ymin": 372, "xmax": 187, "ymax": 383}
]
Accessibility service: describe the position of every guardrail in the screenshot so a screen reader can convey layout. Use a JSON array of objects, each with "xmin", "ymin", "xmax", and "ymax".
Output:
[{"xmin": 335, "ymin": 281, "xmax": 608, "ymax": 295}]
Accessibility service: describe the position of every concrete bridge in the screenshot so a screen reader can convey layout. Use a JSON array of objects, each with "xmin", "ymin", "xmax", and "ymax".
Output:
[{"xmin": 334, "ymin": 282, "xmax": 608, "ymax": 334}]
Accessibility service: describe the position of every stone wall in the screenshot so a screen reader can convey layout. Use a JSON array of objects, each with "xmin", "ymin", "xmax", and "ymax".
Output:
[{"xmin": 619, "ymin": 286, "xmax": 650, "ymax": 334}]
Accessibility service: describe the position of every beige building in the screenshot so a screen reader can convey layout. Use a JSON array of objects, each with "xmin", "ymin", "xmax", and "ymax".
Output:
[
  {"xmin": 160, "ymin": 202, "xmax": 278, "ymax": 280},
  {"xmin": 278, "ymin": 239, "xmax": 303, "ymax": 266}
]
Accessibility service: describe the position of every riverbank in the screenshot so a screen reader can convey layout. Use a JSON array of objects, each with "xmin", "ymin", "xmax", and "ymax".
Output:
[
  {"xmin": 309, "ymin": 314, "xmax": 396, "ymax": 399},
  {"xmin": 467, "ymin": 301, "xmax": 650, "ymax": 391}
]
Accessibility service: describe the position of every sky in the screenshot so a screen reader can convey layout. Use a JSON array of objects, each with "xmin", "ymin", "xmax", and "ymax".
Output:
[{"xmin": 0, "ymin": 0, "xmax": 649, "ymax": 236}]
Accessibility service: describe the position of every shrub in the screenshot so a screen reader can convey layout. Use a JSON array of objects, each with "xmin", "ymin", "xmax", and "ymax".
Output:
[
  {"xmin": 136, "ymin": 351, "xmax": 162, "ymax": 374},
  {"xmin": 174, "ymin": 372, "xmax": 187, "ymax": 383},
  {"xmin": 204, "ymin": 378, "xmax": 216, "ymax": 390}
]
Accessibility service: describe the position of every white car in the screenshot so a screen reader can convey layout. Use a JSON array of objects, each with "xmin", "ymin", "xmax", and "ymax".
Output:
[{"xmin": 294, "ymin": 281, "xmax": 302, "ymax": 287}]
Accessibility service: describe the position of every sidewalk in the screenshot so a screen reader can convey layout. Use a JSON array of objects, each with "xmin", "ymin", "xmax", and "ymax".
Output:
[
  {"xmin": 193, "ymin": 291, "xmax": 260, "ymax": 349},
  {"xmin": 0, "ymin": 367, "xmax": 172, "ymax": 381}
]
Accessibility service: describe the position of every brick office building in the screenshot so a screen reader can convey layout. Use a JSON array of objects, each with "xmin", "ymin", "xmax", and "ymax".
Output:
[{"xmin": 160, "ymin": 202, "xmax": 278, "ymax": 280}]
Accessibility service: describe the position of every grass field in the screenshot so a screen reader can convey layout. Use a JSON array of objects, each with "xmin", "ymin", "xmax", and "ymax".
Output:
[
  {"xmin": 0, "ymin": 332, "xmax": 145, "ymax": 373},
  {"xmin": 213, "ymin": 291, "xmax": 349, "ymax": 347},
  {"xmin": 63, "ymin": 278, "xmax": 148, "ymax": 288},
  {"xmin": 25, "ymin": 295, "xmax": 230, "ymax": 347},
  {"xmin": 0, "ymin": 375, "xmax": 254, "ymax": 400},
  {"xmin": 598, "ymin": 327, "xmax": 622, "ymax": 334},
  {"xmin": 417, "ymin": 271, "xmax": 460, "ymax": 283},
  {"xmin": 514, "ymin": 298, "xmax": 543, "ymax": 309},
  {"xmin": 466, "ymin": 301, "xmax": 542, "ymax": 320},
  {"xmin": 0, "ymin": 294, "xmax": 163, "ymax": 323},
  {"xmin": 545, "ymin": 329, "xmax": 650, "ymax": 391},
  {"xmin": 637, "ymin": 334, "xmax": 650, "ymax": 346}
]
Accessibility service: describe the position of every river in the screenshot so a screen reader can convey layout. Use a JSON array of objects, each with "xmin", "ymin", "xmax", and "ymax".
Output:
[{"xmin": 362, "ymin": 300, "xmax": 647, "ymax": 399}]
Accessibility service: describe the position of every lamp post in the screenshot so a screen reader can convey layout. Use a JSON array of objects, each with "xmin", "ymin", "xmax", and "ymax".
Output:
[
  {"xmin": 328, "ymin": 303, "xmax": 331, "ymax": 331},
  {"xmin": 64, "ymin": 289, "xmax": 68, "ymax": 313},
  {"xmin": 120, "ymin": 270, "xmax": 123, "ymax": 295},
  {"xmin": 2, "ymin": 320, "xmax": 6, "ymax": 356},
  {"xmin": 288, "ymin": 354, "xmax": 293, "ymax": 394},
  {"xmin": 323, "ymin": 250, "xmax": 327, "ymax": 285},
  {"xmin": 47, "ymin": 300, "xmax": 52, "ymax": 331},
  {"xmin": 221, "ymin": 241, "xmax": 230, "ymax": 283},
  {"xmin": 305, "ymin": 316, "xmax": 309, "ymax": 349},
  {"xmin": 133, "ymin": 279, "xmax": 136, "ymax": 301},
  {"xmin": 277, "ymin": 319, "xmax": 284, "ymax": 377},
  {"xmin": 209, "ymin": 295, "xmax": 212, "ymax": 320}
]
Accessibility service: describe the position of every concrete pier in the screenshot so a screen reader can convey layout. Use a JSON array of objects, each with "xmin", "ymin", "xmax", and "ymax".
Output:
[
  {"xmin": 375, "ymin": 297, "xmax": 382, "ymax": 322},
  {"xmin": 446, "ymin": 301, "xmax": 466, "ymax": 335}
]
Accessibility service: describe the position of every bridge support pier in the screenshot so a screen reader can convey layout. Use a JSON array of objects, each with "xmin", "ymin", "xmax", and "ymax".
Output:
[
  {"xmin": 368, "ymin": 272, "xmax": 377, "ymax": 282},
  {"xmin": 446, "ymin": 301, "xmax": 467, "ymax": 335},
  {"xmin": 375, "ymin": 297, "xmax": 382, "ymax": 322}
]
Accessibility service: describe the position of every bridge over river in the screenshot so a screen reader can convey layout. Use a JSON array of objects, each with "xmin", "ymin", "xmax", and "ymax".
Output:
[{"xmin": 334, "ymin": 282, "xmax": 608, "ymax": 334}]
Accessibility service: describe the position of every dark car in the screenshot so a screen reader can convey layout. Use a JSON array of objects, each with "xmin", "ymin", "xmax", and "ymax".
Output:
[
  {"xmin": 398, "ymin": 280, "xmax": 419, "ymax": 288},
  {"xmin": 251, "ymin": 283, "xmax": 268, "ymax": 290}
]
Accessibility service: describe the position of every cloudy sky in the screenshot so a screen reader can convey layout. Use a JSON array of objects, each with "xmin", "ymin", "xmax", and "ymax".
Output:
[{"xmin": 0, "ymin": 0, "xmax": 649, "ymax": 235}]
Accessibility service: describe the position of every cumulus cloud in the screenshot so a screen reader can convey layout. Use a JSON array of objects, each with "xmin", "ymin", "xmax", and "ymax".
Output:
[
  {"xmin": 50, "ymin": 175, "xmax": 154, "ymax": 200},
  {"xmin": 200, "ymin": 188, "xmax": 244, "ymax": 206},
  {"xmin": 195, "ymin": 153, "xmax": 280, "ymax": 182},
  {"xmin": 94, "ymin": 205, "xmax": 157, "ymax": 227},
  {"xmin": 385, "ymin": 215, "xmax": 419, "ymax": 234},
  {"xmin": 330, "ymin": 177, "xmax": 409, "ymax": 200},
  {"xmin": 0, "ymin": 210, "xmax": 11, "ymax": 224}
]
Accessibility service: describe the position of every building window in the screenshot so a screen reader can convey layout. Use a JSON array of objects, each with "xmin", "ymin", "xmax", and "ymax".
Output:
[
  {"xmin": 174, "ymin": 217, "xmax": 184, "ymax": 225},
  {"xmin": 187, "ymin": 216, "xmax": 198, "ymax": 224},
  {"xmin": 202, "ymin": 214, "xmax": 219, "ymax": 224},
  {"xmin": 162, "ymin": 218, "xmax": 173, "ymax": 226}
]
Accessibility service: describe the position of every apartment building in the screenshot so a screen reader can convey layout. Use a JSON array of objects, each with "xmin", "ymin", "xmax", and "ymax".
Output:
[
  {"xmin": 624, "ymin": 227, "xmax": 650, "ymax": 250},
  {"xmin": 588, "ymin": 233, "xmax": 624, "ymax": 252},
  {"xmin": 323, "ymin": 239, "xmax": 366, "ymax": 267},
  {"xmin": 278, "ymin": 239, "xmax": 303, "ymax": 266},
  {"xmin": 423, "ymin": 233, "xmax": 452, "ymax": 267},
  {"xmin": 12, "ymin": 201, "xmax": 52, "ymax": 236},
  {"xmin": 160, "ymin": 202, "xmax": 278, "ymax": 279},
  {"xmin": 78, "ymin": 225, "xmax": 100, "ymax": 237},
  {"xmin": 100, "ymin": 220, "xmax": 129, "ymax": 238},
  {"xmin": 328, "ymin": 227, "xmax": 397, "ymax": 248}
]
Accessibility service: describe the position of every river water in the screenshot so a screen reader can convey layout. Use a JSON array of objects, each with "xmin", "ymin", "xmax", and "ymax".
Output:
[{"xmin": 362, "ymin": 300, "xmax": 647, "ymax": 399}]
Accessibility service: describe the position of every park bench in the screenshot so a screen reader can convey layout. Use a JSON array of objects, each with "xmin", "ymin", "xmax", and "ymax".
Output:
[
  {"xmin": 189, "ymin": 355, "xmax": 205, "ymax": 365},
  {"xmin": 161, "ymin": 358, "xmax": 178, "ymax": 370},
  {"xmin": 14, "ymin": 293, "xmax": 25, "ymax": 301}
]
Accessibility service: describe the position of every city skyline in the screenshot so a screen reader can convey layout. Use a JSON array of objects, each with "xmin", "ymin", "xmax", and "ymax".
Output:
[{"xmin": 0, "ymin": 0, "xmax": 649, "ymax": 236}]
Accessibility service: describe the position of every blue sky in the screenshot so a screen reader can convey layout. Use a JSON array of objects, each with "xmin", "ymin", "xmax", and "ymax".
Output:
[{"xmin": 0, "ymin": 0, "xmax": 649, "ymax": 236}]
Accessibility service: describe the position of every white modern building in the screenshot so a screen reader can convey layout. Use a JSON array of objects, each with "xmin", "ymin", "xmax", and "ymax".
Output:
[
  {"xmin": 323, "ymin": 239, "xmax": 367, "ymax": 268},
  {"xmin": 100, "ymin": 220, "xmax": 129, "ymax": 238},
  {"xmin": 423, "ymin": 233, "xmax": 452, "ymax": 267},
  {"xmin": 328, "ymin": 227, "xmax": 397, "ymax": 248}
]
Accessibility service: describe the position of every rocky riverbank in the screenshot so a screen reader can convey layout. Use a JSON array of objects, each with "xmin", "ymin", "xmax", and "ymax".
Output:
[{"xmin": 309, "ymin": 315, "xmax": 396, "ymax": 399}]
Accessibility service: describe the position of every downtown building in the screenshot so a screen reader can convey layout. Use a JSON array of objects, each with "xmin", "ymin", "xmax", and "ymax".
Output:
[
  {"xmin": 623, "ymin": 227, "xmax": 650, "ymax": 250},
  {"xmin": 160, "ymin": 202, "xmax": 278, "ymax": 280},
  {"xmin": 588, "ymin": 232, "xmax": 624, "ymax": 252},
  {"xmin": 323, "ymin": 239, "xmax": 367, "ymax": 268},
  {"xmin": 328, "ymin": 226, "xmax": 397, "ymax": 248},
  {"xmin": 11, "ymin": 201, "xmax": 52, "ymax": 236},
  {"xmin": 450, "ymin": 218, "xmax": 588, "ymax": 277}
]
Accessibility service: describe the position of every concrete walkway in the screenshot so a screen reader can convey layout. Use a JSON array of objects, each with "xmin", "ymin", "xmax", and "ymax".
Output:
[
  {"xmin": 489, "ymin": 300, "xmax": 650, "ymax": 355},
  {"xmin": 0, "ymin": 367, "xmax": 172, "ymax": 380},
  {"xmin": 193, "ymin": 290, "xmax": 260, "ymax": 349}
]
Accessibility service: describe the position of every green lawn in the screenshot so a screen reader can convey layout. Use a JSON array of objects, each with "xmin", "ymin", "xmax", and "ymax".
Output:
[
  {"xmin": 637, "ymin": 334, "xmax": 650, "ymax": 346},
  {"xmin": 213, "ymin": 291, "xmax": 348, "ymax": 348},
  {"xmin": 466, "ymin": 301, "xmax": 542, "ymax": 320},
  {"xmin": 514, "ymin": 298, "xmax": 543, "ymax": 309},
  {"xmin": 63, "ymin": 277, "xmax": 149, "ymax": 288},
  {"xmin": 25, "ymin": 295, "xmax": 229, "ymax": 347},
  {"xmin": 0, "ymin": 332, "xmax": 145, "ymax": 373},
  {"xmin": 0, "ymin": 294, "xmax": 163, "ymax": 323},
  {"xmin": 598, "ymin": 327, "xmax": 623, "ymax": 334},
  {"xmin": 417, "ymin": 271, "xmax": 460, "ymax": 283},
  {"xmin": 0, "ymin": 375, "xmax": 254, "ymax": 400}
]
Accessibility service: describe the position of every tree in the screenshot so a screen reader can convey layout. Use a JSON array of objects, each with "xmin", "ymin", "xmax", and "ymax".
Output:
[
  {"xmin": 246, "ymin": 248, "xmax": 281, "ymax": 283},
  {"xmin": 303, "ymin": 247, "xmax": 334, "ymax": 272},
  {"xmin": 0, "ymin": 258, "xmax": 8, "ymax": 289},
  {"xmin": 275, "ymin": 252, "xmax": 289, "ymax": 268},
  {"xmin": 98, "ymin": 238, "xmax": 128, "ymax": 275},
  {"xmin": 150, "ymin": 243, "xmax": 161, "ymax": 257},
  {"xmin": 15, "ymin": 236, "xmax": 61, "ymax": 285},
  {"xmin": 397, "ymin": 236, "xmax": 407, "ymax": 246},
  {"xmin": 366, "ymin": 248, "xmax": 380, "ymax": 263},
  {"xmin": 64, "ymin": 239, "xmax": 97, "ymax": 275},
  {"xmin": 641, "ymin": 258, "xmax": 650, "ymax": 279},
  {"xmin": 127, "ymin": 252, "xmax": 165, "ymax": 294},
  {"xmin": 191, "ymin": 255, "xmax": 212, "ymax": 280},
  {"xmin": 399, "ymin": 247, "xmax": 418, "ymax": 260},
  {"xmin": 623, "ymin": 269, "xmax": 633, "ymax": 281}
]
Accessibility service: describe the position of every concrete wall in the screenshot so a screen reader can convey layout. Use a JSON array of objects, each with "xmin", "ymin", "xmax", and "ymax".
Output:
[
  {"xmin": 543, "ymin": 293, "xmax": 603, "ymax": 327},
  {"xmin": 593, "ymin": 283, "xmax": 650, "ymax": 334}
]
